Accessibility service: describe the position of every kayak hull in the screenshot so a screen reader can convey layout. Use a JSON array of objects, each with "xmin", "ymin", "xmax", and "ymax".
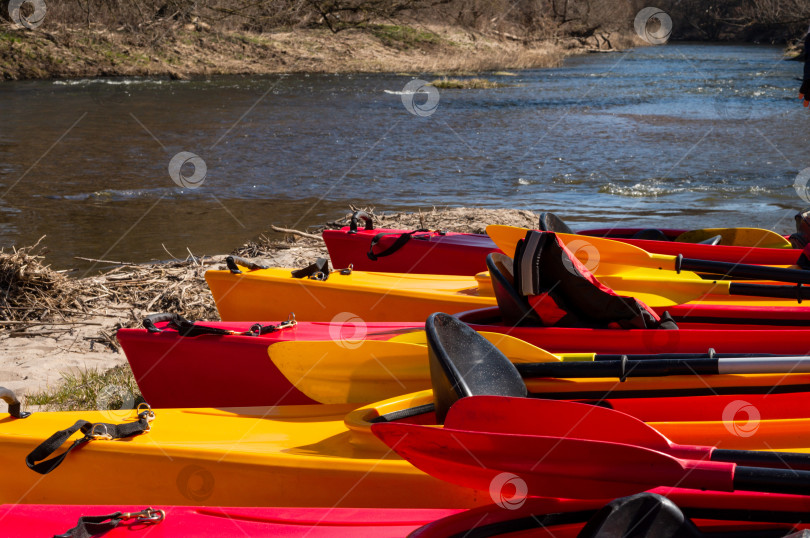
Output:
[
  {"xmin": 0, "ymin": 505, "xmax": 454, "ymax": 538},
  {"xmin": 6, "ymin": 495, "xmax": 810, "ymax": 538},
  {"xmin": 206, "ymin": 266, "xmax": 810, "ymax": 324},
  {"xmin": 0, "ymin": 394, "xmax": 484, "ymax": 507},
  {"xmin": 205, "ymin": 267, "xmax": 489, "ymax": 322},
  {"xmin": 117, "ymin": 320, "xmax": 424, "ymax": 408},
  {"xmin": 323, "ymin": 226, "xmax": 799, "ymax": 275},
  {"xmin": 5, "ymin": 391, "xmax": 810, "ymax": 506},
  {"xmin": 121, "ymin": 312, "xmax": 810, "ymax": 408},
  {"xmin": 324, "ymin": 227, "xmax": 498, "ymax": 275}
]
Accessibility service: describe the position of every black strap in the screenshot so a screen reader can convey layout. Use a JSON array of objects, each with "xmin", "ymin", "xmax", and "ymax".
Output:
[
  {"xmin": 244, "ymin": 322, "xmax": 288, "ymax": 336},
  {"xmin": 367, "ymin": 232, "xmax": 414, "ymax": 261},
  {"xmin": 1, "ymin": 386, "xmax": 31, "ymax": 419},
  {"xmin": 143, "ymin": 313, "xmax": 285, "ymax": 338},
  {"xmin": 55, "ymin": 508, "xmax": 164, "ymax": 538},
  {"xmin": 171, "ymin": 318, "xmax": 236, "ymax": 337},
  {"xmin": 291, "ymin": 258, "xmax": 330, "ymax": 280},
  {"xmin": 143, "ymin": 312, "xmax": 182, "ymax": 333},
  {"xmin": 26, "ymin": 411, "xmax": 152, "ymax": 475},
  {"xmin": 348, "ymin": 210, "xmax": 374, "ymax": 233},
  {"xmin": 226, "ymin": 256, "xmax": 269, "ymax": 274},
  {"xmin": 54, "ymin": 512, "xmax": 125, "ymax": 538},
  {"xmin": 367, "ymin": 230, "xmax": 430, "ymax": 261}
]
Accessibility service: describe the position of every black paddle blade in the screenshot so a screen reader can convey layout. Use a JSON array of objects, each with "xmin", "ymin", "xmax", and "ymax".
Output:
[
  {"xmin": 577, "ymin": 493, "xmax": 701, "ymax": 538},
  {"xmin": 486, "ymin": 253, "xmax": 539, "ymax": 327},
  {"xmin": 426, "ymin": 313, "xmax": 527, "ymax": 424},
  {"xmin": 632, "ymin": 229, "xmax": 672, "ymax": 241},
  {"xmin": 539, "ymin": 212, "xmax": 574, "ymax": 234}
]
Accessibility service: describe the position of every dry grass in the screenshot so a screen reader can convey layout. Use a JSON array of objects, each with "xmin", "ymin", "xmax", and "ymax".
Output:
[
  {"xmin": 77, "ymin": 256, "xmax": 219, "ymax": 327},
  {"xmin": 0, "ymin": 246, "xmax": 218, "ymax": 337},
  {"xmin": 0, "ymin": 20, "xmax": 591, "ymax": 80},
  {"xmin": 0, "ymin": 238, "xmax": 81, "ymax": 324}
]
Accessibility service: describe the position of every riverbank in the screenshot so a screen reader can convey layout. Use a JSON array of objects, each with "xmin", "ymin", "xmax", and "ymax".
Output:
[
  {"xmin": 0, "ymin": 22, "xmax": 641, "ymax": 80},
  {"xmin": 0, "ymin": 207, "xmax": 536, "ymax": 410}
]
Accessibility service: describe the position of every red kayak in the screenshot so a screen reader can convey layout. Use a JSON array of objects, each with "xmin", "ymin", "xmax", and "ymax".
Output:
[
  {"xmin": 6, "ymin": 495, "xmax": 810, "ymax": 537},
  {"xmin": 323, "ymin": 211, "xmax": 803, "ymax": 275},
  {"xmin": 323, "ymin": 228, "xmax": 496, "ymax": 275},
  {"xmin": 0, "ymin": 504, "xmax": 454, "ymax": 537},
  {"xmin": 117, "ymin": 313, "xmax": 423, "ymax": 407},
  {"xmin": 415, "ymin": 491, "xmax": 810, "ymax": 537},
  {"xmin": 120, "ymin": 311, "xmax": 810, "ymax": 408}
]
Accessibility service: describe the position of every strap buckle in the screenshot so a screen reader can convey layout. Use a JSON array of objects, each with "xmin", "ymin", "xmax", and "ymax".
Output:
[
  {"xmin": 278, "ymin": 313, "xmax": 297, "ymax": 330},
  {"xmin": 138, "ymin": 403, "xmax": 155, "ymax": 420},
  {"xmin": 121, "ymin": 507, "xmax": 166, "ymax": 523},
  {"xmin": 137, "ymin": 403, "xmax": 156, "ymax": 432}
]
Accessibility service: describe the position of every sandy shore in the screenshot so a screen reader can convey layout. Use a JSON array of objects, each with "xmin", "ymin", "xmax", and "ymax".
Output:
[{"xmin": 0, "ymin": 207, "xmax": 537, "ymax": 399}]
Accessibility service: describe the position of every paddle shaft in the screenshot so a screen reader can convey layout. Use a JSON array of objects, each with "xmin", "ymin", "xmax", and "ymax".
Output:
[
  {"xmin": 594, "ymin": 353, "xmax": 773, "ymax": 362},
  {"xmin": 713, "ymin": 449, "xmax": 810, "ymax": 472},
  {"xmin": 678, "ymin": 256, "xmax": 810, "ymax": 284},
  {"xmin": 728, "ymin": 282, "xmax": 810, "ymax": 301},
  {"xmin": 735, "ymin": 466, "xmax": 810, "ymax": 495},
  {"xmin": 516, "ymin": 356, "xmax": 810, "ymax": 378}
]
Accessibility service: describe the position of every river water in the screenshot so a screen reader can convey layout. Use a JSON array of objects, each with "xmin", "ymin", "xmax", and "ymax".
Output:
[{"xmin": 0, "ymin": 43, "xmax": 808, "ymax": 269}]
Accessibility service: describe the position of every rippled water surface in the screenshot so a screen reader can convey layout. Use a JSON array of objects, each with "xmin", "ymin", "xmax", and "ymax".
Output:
[{"xmin": 1, "ymin": 43, "xmax": 808, "ymax": 268}]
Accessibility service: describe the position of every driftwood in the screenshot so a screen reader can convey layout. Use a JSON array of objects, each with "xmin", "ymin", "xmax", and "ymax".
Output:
[{"xmin": 269, "ymin": 225, "xmax": 324, "ymax": 241}]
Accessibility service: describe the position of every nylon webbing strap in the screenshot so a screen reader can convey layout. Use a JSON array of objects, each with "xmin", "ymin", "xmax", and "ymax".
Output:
[
  {"xmin": 171, "ymin": 319, "xmax": 235, "ymax": 337},
  {"xmin": 367, "ymin": 232, "xmax": 414, "ymax": 261},
  {"xmin": 245, "ymin": 323, "xmax": 281, "ymax": 336},
  {"xmin": 144, "ymin": 314, "xmax": 285, "ymax": 338},
  {"xmin": 26, "ymin": 411, "xmax": 152, "ymax": 475},
  {"xmin": 145, "ymin": 313, "xmax": 232, "ymax": 337},
  {"xmin": 54, "ymin": 512, "xmax": 125, "ymax": 538},
  {"xmin": 55, "ymin": 508, "xmax": 165, "ymax": 538},
  {"xmin": 0, "ymin": 386, "xmax": 31, "ymax": 419},
  {"xmin": 226, "ymin": 256, "xmax": 269, "ymax": 274},
  {"xmin": 291, "ymin": 258, "xmax": 330, "ymax": 280},
  {"xmin": 143, "ymin": 312, "xmax": 180, "ymax": 333},
  {"xmin": 367, "ymin": 230, "xmax": 432, "ymax": 261}
]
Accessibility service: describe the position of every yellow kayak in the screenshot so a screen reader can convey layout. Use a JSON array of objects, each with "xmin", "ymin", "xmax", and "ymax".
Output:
[
  {"xmin": 4, "ymin": 389, "xmax": 810, "ymax": 506},
  {"xmin": 2, "ymin": 393, "xmax": 483, "ymax": 507},
  {"xmin": 206, "ymin": 262, "xmax": 806, "ymax": 322}
]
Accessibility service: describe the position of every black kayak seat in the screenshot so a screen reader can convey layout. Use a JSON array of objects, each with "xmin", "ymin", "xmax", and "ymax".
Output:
[
  {"xmin": 697, "ymin": 234, "xmax": 722, "ymax": 246},
  {"xmin": 631, "ymin": 229, "xmax": 672, "ymax": 242},
  {"xmin": 538, "ymin": 212, "xmax": 574, "ymax": 235},
  {"xmin": 486, "ymin": 252, "xmax": 541, "ymax": 327},
  {"xmin": 577, "ymin": 493, "xmax": 698, "ymax": 538},
  {"xmin": 426, "ymin": 313, "xmax": 527, "ymax": 424}
]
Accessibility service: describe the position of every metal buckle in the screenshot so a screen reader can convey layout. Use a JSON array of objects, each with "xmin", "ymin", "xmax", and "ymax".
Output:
[
  {"xmin": 278, "ymin": 312, "xmax": 297, "ymax": 330},
  {"xmin": 121, "ymin": 507, "xmax": 166, "ymax": 524},
  {"xmin": 89, "ymin": 423, "xmax": 113, "ymax": 440},
  {"xmin": 340, "ymin": 264, "xmax": 354, "ymax": 275},
  {"xmin": 137, "ymin": 403, "xmax": 156, "ymax": 427}
]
